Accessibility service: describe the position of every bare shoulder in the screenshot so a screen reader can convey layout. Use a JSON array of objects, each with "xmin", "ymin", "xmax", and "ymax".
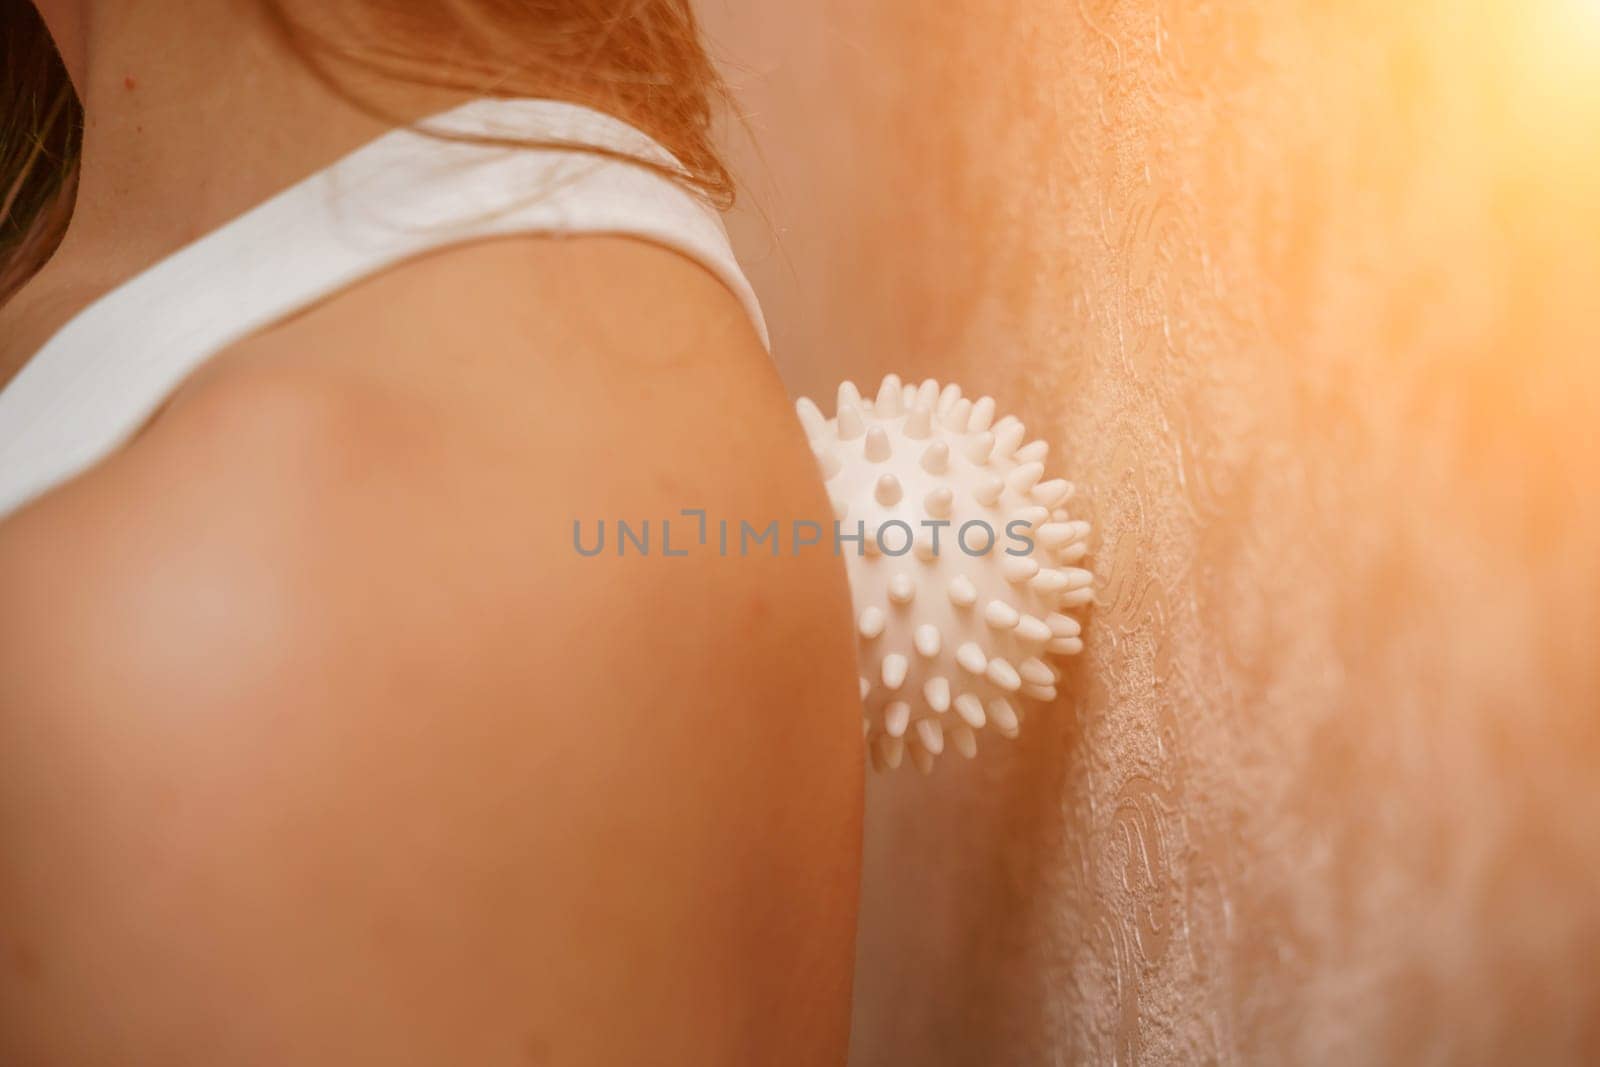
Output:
[{"xmin": 0, "ymin": 236, "xmax": 861, "ymax": 1065}]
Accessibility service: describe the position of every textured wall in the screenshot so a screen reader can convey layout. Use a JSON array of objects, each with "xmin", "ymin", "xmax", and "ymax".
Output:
[{"xmin": 699, "ymin": 1, "xmax": 1600, "ymax": 1062}]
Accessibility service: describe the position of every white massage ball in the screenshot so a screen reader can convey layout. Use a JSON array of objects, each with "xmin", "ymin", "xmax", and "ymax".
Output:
[{"xmin": 795, "ymin": 375, "xmax": 1094, "ymax": 773}]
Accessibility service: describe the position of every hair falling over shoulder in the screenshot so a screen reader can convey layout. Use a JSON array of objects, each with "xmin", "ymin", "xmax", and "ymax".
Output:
[
  {"xmin": 0, "ymin": 0, "xmax": 79, "ymax": 306},
  {"xmin": 0, "ymin": 0, "xmax": 734, "ymax": 306}
]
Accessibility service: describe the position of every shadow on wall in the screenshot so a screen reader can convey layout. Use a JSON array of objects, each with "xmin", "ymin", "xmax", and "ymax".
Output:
[{"xmin": 700, "ymin": 0, "xmax": 1600, "ymax": 1063}]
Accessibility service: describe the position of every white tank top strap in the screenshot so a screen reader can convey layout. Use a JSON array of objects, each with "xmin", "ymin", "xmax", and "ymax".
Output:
[{"xmin": 0, "ymin": 97, "xmax": 768, "ymax": 518}]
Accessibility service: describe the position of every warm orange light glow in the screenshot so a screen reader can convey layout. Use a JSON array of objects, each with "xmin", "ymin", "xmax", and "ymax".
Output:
[{"xmin": 1516, "ymin": 0, "xmax": 1600, "ymax": 102}]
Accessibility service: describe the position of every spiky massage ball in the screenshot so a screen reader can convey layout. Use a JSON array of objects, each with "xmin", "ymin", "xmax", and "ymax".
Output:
[{"xmin": 796, "ymin": 375, "xmax": 1093, "ymax": 774}]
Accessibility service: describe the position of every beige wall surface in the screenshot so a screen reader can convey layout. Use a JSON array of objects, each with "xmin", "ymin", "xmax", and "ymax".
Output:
[{"xmin": 699, "ymin": 1, "xmax": 1600, "ymax": 1063}]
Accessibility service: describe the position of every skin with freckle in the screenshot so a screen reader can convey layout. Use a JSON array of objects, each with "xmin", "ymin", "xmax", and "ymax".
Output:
[
  {"xmin": 704, "ymin": 0, "xmax": 1600, "ymax": 1061},
  {"xmin": 0, "ymin": 2, "xmax": 864, "ymax": 1063}
]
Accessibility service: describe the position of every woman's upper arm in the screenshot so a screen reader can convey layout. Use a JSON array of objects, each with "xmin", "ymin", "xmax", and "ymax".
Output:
[{"xmin": 0, "ymin": 237, "xmax": 863, "ymax": 1065}]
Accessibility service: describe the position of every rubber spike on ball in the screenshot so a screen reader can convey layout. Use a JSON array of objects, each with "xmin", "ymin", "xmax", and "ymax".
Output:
[{"xmin": 795, "ymin": 375, "xmax": 1097, "ymax": 771}]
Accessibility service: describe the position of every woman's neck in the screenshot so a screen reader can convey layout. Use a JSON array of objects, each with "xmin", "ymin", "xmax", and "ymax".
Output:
[
  {"xmin": 43, "ymin": 0, "xmax": 474, "ymax": 286},
  {"xmin": 0, "ymin": 0, "xmax": 477, "ymax": 389}
]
